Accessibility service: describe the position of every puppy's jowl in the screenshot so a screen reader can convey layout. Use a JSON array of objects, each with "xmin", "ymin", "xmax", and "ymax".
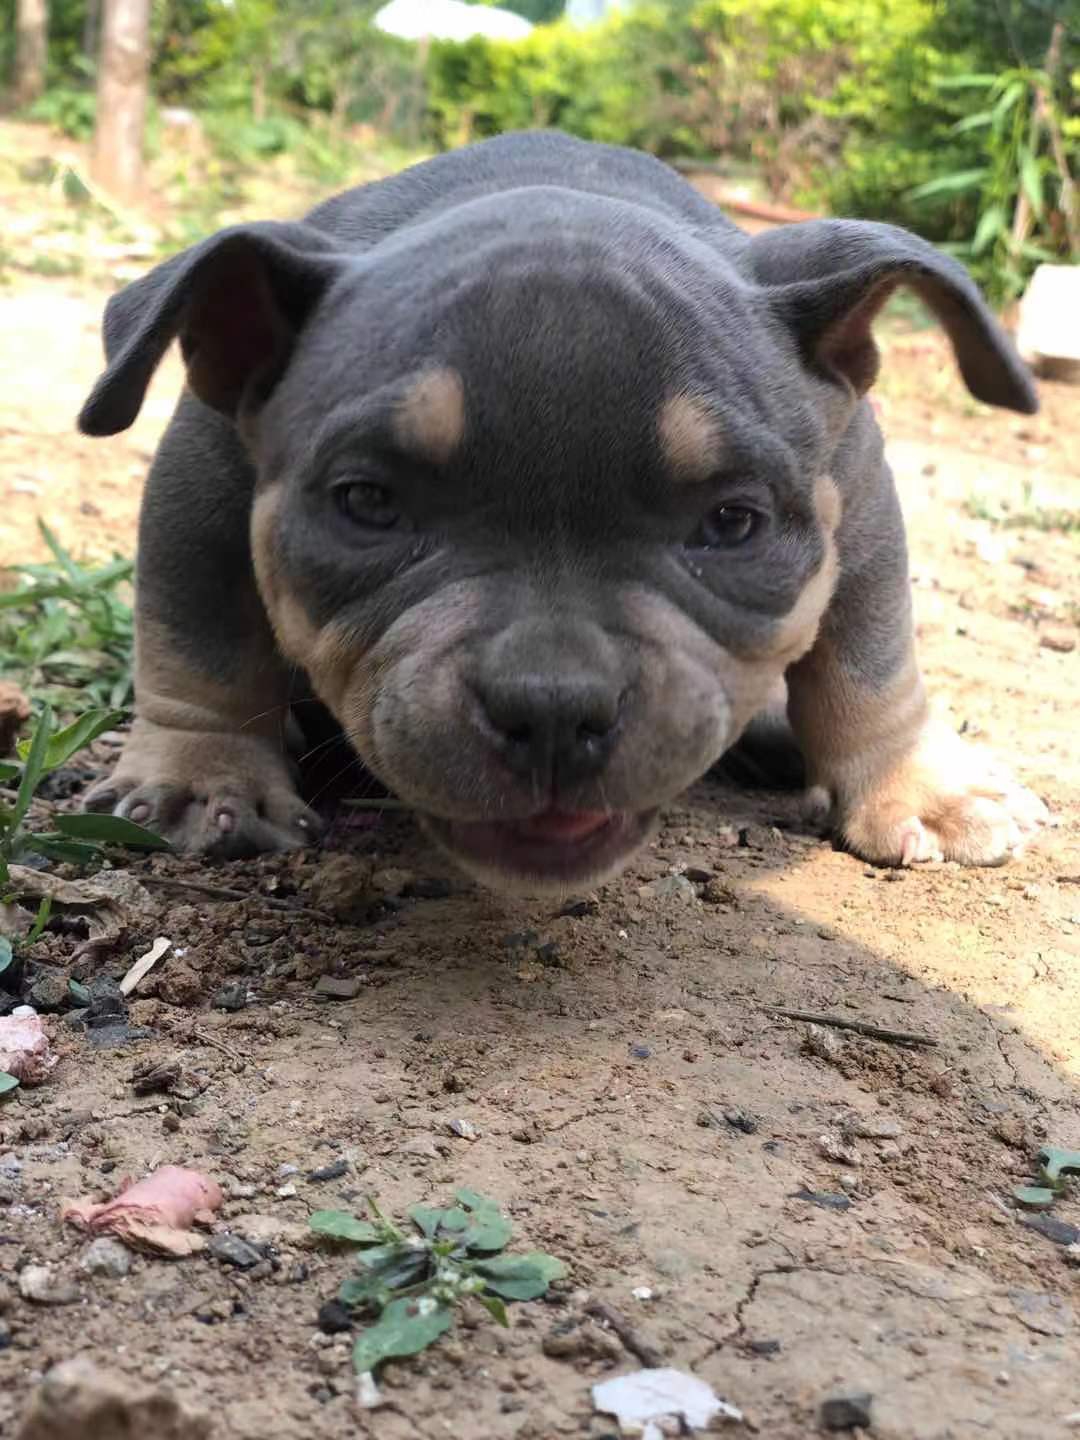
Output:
[{"xmin": 79, "ymin": 132, "xmax": 1047, "ymax": 889}]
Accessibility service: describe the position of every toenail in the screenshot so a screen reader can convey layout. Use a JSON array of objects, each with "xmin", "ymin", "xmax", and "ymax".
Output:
[
  {"xmin": 130, "ymin": 803, "xmax": 150, "ymax": 823},
  {"xmin": 217, "ymin": 809, "xmax": 235, "ymax": 832}
]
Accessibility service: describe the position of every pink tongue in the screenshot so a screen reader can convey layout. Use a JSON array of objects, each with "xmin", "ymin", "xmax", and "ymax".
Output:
[{"xmin": 517, "ymin": 811, "xmax": 610, "ymax": 843}]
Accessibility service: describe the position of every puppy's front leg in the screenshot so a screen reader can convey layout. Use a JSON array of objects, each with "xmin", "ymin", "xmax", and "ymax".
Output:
[
  {"xmin": 83, "ymin": 403, "xmax": 320, "ymax": 857},
  {"xmin": 786, "ymin": 475, "xmax": 1047, "ymax": 867}
]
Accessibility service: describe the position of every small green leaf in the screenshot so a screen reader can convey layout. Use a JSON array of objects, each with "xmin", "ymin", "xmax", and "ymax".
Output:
[
  {"xmin": 1038, "ymin": 1146, "xmax": 1080, "ymax": 1188},
  {"xmin": 0, "ymin": 938, "xmax": 12, "ymax": 975},
  {"xmin": 33, "ymin": 709, "xmax": 124, "ymax": 774},
  {"xmin": 1019, "ymin": 149, "xmax": 1044, "ymax": 220},
  {"xmin": 352, "ymin": 1296, "xmax": 452, "ymax": 1374},
  {"xmin": 0, "ymin": 762, "xmax": 18, "ymax": 782},
  {"xmin": 409, "ymin": 1205, "xmax": 449, "ymax": 1239},
  {"xmin": 68, "ymin": 979, "xmax": 91, "ymax": 1007},
  {"xmin": 992, "ymin": 79, "xmax": 1025, "ymax": 122},
  {"xmin": 473, "ymin": 1251, "xmax": 567, "ymax": 1300},
  {"xmin": 0, "ymin": 1072, "xmax": 19, "ymax": 1099},
  {"xmin": 1013, "ymin": 1184, "xmax": 1055, "ymax": 1209},
  {"xmin": 309, "ymin": 1211, "xmax": 381, "ymax": 1245},
  {"xmin": 935, "ymin": 72, "xmax": 996, "ymax": 89},
  {"xmin": 26, "ymin": 896, "xmax": 52, "ymax": 944},
  {"xmin": 354, "ymin": 1243, "xmax": 430, "ymax": 1292},
  {"xmin": 53, "ymin": 812, "xmax": 170, "ymax": 850},
  {"xmin": 477, "ymin": 1294, "xmax": 509, "ymax": 1327},
  {"xmin": 456, "ymin": 1188, "xmax": 513, "ymax": 1252},
  {"xmin": 12, "ymin": 704, "xmax": 52, "ymax": 832},
  {"xmin": 972, "ymin": 204, "xmax": 1006, "ymax": 256},
  {"xmin": 908, "ymin": 167, "xmax": 989, "ymax": 202},
  {"xmin": 951, "ymin": 109, "xmax": 994, "ymax": 133},
  {"xmin": 22, "ymin": 835, "xmax": 103, "ymax": 867}
]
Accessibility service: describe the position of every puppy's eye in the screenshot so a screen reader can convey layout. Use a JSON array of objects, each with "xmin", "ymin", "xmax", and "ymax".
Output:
[
  {"xmin": 335, "ymin": 481, "xmax": 401, "ymax": 530},
  {"xmin": 693, "ymin": 504, "xmax": 761, "ymax": 549}
]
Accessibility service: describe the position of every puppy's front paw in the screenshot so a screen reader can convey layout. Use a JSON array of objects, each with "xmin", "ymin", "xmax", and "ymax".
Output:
[
  {"xmin": 84, "ymin": 720, "xmax": 321, "ymax": 858},
  {"xmin": 823, "ymin": 724, "xmax": 1048, "ymax": 868}
]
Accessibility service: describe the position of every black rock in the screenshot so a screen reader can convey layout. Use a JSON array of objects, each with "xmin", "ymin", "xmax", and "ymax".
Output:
[
  {"xmin": 212, "ymin": 983, "xmax": 249, "ymax": 1013},
  {"xmin": 307, "ymin": 1158, "xmax": 349, "ymax": 1184},
  {"xmin": 724, "ymin": 1109, "xmax": 759, "ymax": 1135},
  {"xmin": 821, "ymin": 1393, "xmax": 873, "ymax": 1431},
  {"xmin": 317, "ymin": 1299, "xmax": 353, "ymax": 1334},
  {"xmin": 792, "ymin": 1188, "xmax": 852, "ymax": 1212},
  {"xmin": 209, "ymin": 1234, "xmax": 263, "ymax": 1269},
  {"xmin": 87, "ymin": 974, "xmax": 125, "ymax": 1018},
  {"xmin": 747, "ymin": 1338, "xmax": 781, "ymax": 1356},
  {"xmin": 1022, "ymin": 1212, "xmax": 1080, "ymax": 1246},
  {"xmin": 558, "ymin": 898, "xmax": 598, "ymax": 918},
  {"xmin": 27, "ymin": 970, "xmax": 70, "ymax": 1013},
  {"xmin": 629, "ymin": 1044, "xmax": 651, "ymax": 1060}
]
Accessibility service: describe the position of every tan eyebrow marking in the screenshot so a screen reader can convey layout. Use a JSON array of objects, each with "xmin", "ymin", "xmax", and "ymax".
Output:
[
  {"xmin": 657, "ymin": 393, "xmax": 724, "ymax": 482},
  {"xmin": 394, "ymin": 367, "xmax": 466, "ymax": 466}
]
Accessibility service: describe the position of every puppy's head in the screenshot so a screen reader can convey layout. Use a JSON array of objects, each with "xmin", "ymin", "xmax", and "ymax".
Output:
[{"xmin": 80, "ymin": 189, "xmax": 1035, "ymax": 892}]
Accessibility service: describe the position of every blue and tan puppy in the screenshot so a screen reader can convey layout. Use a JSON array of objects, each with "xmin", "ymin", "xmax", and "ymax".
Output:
[{"xmin": 78, "ymin": 132, "xmax": 1047, "ymax": 889}]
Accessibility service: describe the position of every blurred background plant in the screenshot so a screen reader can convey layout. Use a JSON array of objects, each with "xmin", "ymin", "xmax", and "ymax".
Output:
[{"xmin": 1, "ymin": 0, "xmax": 1077, "ymax": 299}]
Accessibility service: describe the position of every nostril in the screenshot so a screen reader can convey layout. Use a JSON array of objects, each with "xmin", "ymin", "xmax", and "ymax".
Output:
[{"xmin": 504, "ymin": 722, "xmax": 533, "ymax": 746}]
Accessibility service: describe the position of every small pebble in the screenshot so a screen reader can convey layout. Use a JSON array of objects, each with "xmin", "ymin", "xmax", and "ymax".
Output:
[
  {"xmin": 212, "ymin": 984, "xmax": 249, "ymax": 1013},
  {"xmin": 448, "ymin": 1119, "xmax": 480, "ymax": 1140},
  {"xmin": 79, "ymin": 1238, "xmax": 132, "ymax": 1279},
  {"xmin": 821, "ymin": 1393, "xmax": 874, "ymax": 1431},
  {"xmin": 208, "ymin": 1234, "xmax": 263, "ymax": 1270},
  {"xmin": 1040, "ymin": 630, "xmax": 1075, "ymax": 654},
  {"xmin": 629, "ymin": 1044, "xmax": 651, "ymax": 1060},
  {"xmin": 818, "ymin": 1132, "xmax": 861, "ymax": 1167},
  {"xmin": 308, "ymin": 1158, "xmax": 349, "ymax": 1184},
  {"xmin": 19, "ymin": 1265, "xmax": 79, "ymax": 1306},
  {"xmin": 317, "ymin": 1299, "xmax": 353, "ymax": 1334},
  {"xmin": 314, "ymin": 975, "xmax": 362, "ymax": 1001}
]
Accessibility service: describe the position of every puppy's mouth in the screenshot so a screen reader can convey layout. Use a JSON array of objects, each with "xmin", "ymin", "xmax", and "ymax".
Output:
[{"xmin": 426, "ymin": 807, "xmax": 655, "ymax": 886}]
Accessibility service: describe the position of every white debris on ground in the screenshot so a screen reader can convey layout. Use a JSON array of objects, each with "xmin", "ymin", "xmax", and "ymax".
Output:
[{"xmin": 593, "ymin": 1368, "xmax": 743, "ymax": 1437}]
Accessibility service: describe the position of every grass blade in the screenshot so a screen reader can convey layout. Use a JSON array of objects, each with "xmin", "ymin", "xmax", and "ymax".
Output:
[
  {"xmin": 12, "ymin": 704, "xmax": 52, "ymax": 831},
  {"xmin": 53, "ymin": 812, "xmax": 170, "ymax": 850}
]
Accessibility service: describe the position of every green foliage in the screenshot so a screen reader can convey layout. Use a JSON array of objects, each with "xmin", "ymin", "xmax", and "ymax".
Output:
[
  {"xmin": 907, "ymin": 66, "xmax": 1075, "ymax": 300},
  {"xmin": 0, "ymin": 522, "xmax": 134, "ymax": 717},
  {"xmin": 0, "ymin": 704, "xmax": 167, "ymax": 890},
  {"xmin": 309, "ymin": 1190, "xmax": 566, "ymax": 1375},
  {"xmin": 26, "ymin": 85, "xmax": 97, "ymax": 140}
]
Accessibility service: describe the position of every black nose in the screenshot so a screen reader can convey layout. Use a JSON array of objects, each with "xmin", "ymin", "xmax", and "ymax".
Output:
[{"xmin": 476, "ymin": 672, "xmax": 623, "ymax": 787}]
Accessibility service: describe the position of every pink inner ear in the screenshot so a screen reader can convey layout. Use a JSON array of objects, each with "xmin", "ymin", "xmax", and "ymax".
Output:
[
  {"xmin": 180, "ymin": 252, "xmax": 289, "ymax": 416},
  {"xmin": 817, "ymin": 278, "xmax": 898, "ymax": 395}
]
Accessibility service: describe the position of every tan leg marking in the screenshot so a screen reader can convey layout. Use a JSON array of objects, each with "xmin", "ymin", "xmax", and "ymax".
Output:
[{"xmin": 791, "ymin": 638, "xmax": 1048, "ymax": 867}]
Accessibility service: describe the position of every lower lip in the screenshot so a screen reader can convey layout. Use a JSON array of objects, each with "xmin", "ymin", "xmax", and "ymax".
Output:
[{"xmin": 434, "ymin": 809, "xmax": 651, "ymax": 883}]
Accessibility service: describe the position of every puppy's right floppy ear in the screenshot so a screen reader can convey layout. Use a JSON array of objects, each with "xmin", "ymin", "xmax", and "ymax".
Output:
[
  {"xmin": 78, "ymin": 221, "xmax": 342, "ymax": 437},
  {"xmin": 751, "ymin": 218, "xmax": 1038, "ymax": 414}
]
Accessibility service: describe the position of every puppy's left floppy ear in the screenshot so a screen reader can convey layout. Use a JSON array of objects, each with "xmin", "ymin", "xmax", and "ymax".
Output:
[
  {"xmin": 78, "ymin": 221, "xmax": 342, "ymax": 436},
  {"xmin": 752, "ymin": 218, "xmax": 1037, "ymax": 414}
]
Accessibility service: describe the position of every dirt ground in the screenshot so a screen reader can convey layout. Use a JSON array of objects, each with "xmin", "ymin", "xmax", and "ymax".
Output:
[{"xmin": 1, "ymin": 120, "xmax": 1080, "ymax": 1440}]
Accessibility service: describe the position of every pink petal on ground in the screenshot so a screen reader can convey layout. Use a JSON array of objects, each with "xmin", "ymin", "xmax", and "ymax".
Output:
[
  {"xmin": 0, "ymin": 1008, "xmax": 57, "ymax": 1086},
  {"xmin": 62, "ymin": 1165, "xmax": 224, "ymax": 1257}
]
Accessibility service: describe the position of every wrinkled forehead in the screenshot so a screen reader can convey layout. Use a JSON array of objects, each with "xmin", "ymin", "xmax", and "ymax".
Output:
[{"xmin": 267, "ymin": 229, "xmax": 823, "ymax": 485}]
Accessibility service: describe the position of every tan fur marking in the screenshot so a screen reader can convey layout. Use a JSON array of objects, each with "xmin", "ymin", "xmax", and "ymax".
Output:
[
  {"xmin": 250, "ymin": 485, "xmax": 358, "ymax": 714},
  {"xmin": 756, "ymin": 473, "xmax": 842, "ymax": 665},
  {"xmin": 136, "ymin": 617, "xmax": 286, "ymax": 739},
  {"xmin": 394, "ymin": 367, "xmax": 466, "ymax": 466},
  {"xmin": 657, "ymin": 393, "xmax": 723, "ymax": 482}
]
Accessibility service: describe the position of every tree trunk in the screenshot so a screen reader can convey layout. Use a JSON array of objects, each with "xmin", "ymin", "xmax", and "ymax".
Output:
[
  {"xmin": 83, "ymin": 0, "xmax": 100, "ymax": 68},
  {"xmin": 12, "ymin": 0, "xmax": 48, "ymax": 109},
  {"xmin": 91, "ymin": 0, "xmax": 150, "ymax": 203}
]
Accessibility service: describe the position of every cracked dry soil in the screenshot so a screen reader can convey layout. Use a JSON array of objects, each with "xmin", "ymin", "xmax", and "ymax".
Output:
[{"xmin": 1, "ymin": 258, "xmax": 1079, "ymax": 1439}]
